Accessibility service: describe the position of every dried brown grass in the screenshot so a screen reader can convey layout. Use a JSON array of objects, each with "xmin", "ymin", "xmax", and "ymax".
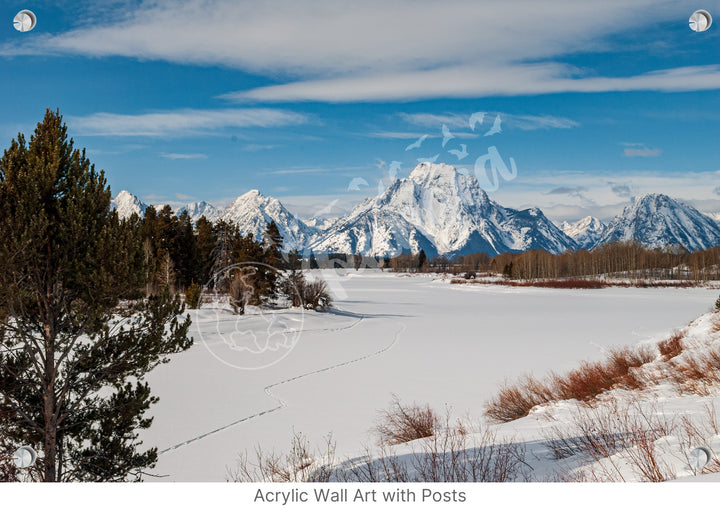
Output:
[{"xmin": 486, "ymin": 346, "xmax": 656, "ymax": 423}]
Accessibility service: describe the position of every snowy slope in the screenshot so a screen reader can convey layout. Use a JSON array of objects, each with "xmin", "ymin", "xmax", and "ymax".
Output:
[
  {"xmin": 594, "ymin": 194, "xmax": 720, "ymax": 251},
  {"xmin": 110, "ymin": 190, "xmax": 148, "ymax": 219},
  {"xmin": 303, "ymin": 216, "xmax": 337, "ymax": 231},
  {"xmin": 177, "ymin": 201, "xmax": 222, "ymax": 223},
  {"xmin": 141, "ymin": 272, "xmax": 717, "ymax": 481},
  {"xmin": 560, "ymin": 216, "xmax": 606, "ymax": 249},
  {"xmin": 309, "ymin": 163, "xmax": 576, "ymax": 257},
  {"xmin": 220, "ymin": 190, "xmax": 315, "ymax": 250}
]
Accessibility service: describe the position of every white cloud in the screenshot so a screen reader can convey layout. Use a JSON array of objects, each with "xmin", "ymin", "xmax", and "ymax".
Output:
[
  {"xmin": 160, "ymin": 152, "xmax": 208, "ymax": 160},
  {"xmin": 622, "ymin": 143, "xmax": 662, "ymax": 157},
  {"xmin": 2, "ymin": 0, "xmax": 705, "ymax": 102},
  {"xmin": 67, "ymin": 108, "xmax": 307, "ymax": 137},
  {"xmin": 228, "ymin": 64, "xmax": 720, "ymax": 103},
  {"xmin": 400, "ymin": 112, "xmax": 579, "ymax": 130},
  {"xmin": 491, "ymin": 169, "xmax": 720, "ymax": 221}
]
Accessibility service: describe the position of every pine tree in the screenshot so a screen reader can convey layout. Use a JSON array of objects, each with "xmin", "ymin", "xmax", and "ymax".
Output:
[
  {"xmin": 418, "ymin": 249, "xmax": 427, "ymax": 271},
  {"xmin": 0, "ymin": 110, "xmax": 193, "ymax": 481},
  {"xmin": 263, "ymin": 220, "xmax": 284, "ymax": 270},
  {"xmin": 194, "ymin": 216, "xmax": 216, "ymax": 285},
  {"xmin": 210, "ymin": 219, "xmax": 238, "ymax": 291}
]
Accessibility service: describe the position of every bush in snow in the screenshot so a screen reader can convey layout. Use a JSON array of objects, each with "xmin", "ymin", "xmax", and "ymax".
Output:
[
  {"xmin": 301, "ymin": 278, "xmax": 332, "ymax": 311},
  {"xmin": 184, "ymin": 282, "xmax": 201, "ymax": 309},
  {"xmin": 375, "ymin": 396, "xmax": 438, "ymax": 445}
]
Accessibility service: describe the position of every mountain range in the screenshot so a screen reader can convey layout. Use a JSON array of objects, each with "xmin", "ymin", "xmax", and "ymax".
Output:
[{"xmin": 111, "ymin": 163, "xmax": 720, "ymax": 257}]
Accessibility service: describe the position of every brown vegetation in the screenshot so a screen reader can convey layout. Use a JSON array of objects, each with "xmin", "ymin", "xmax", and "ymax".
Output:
[
  {"xmin": 391, "ymin": 242, "xmax": 720, "ymax": 282},
  {"xmin": 450, "ymin": 278, "xmax": 698, "ymax": 289},
  {"xmin": 375, "ymin": 396, "xmax": 438, "ymax": 445},
  {"xmin": 486, "ymin": 346, "xmax": 657, "ymax": 423}
]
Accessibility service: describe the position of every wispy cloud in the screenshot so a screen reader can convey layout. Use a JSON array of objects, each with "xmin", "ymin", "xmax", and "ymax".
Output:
[
  {"xmin": 241, "ymin": 143, "xmax": 279, "ymax": 152},
  {"xmin": 503, "ymin": 114, "xmax": 579, "ymax": 130},
  {"xmin": 609, "ymin": 181, "xmax": 633, "ymax": 198},
  {"xmin": 546, "ymin": 186, "xmax": 587, "ymax": 196},
  {"xmin": 160, "ymin": 152, "xmax": 208, "ymax": 160},
  {"xmin": 399, "ymin": 113, "xmax": 469, "ymax": 129},
  {"xmin": 492, "ymin": 169, "xmax": 720, "ymax": 222},
  {"xmin": 622, "ymin": 143, "xmax": 662, "ymax": 157},
  {"xmin": 368, "ymin": 131, "xmax": 438, "ymax": 140},
  {"xmin": 544, "ymin": 185, "xmax": 593, "ymax": 204},
  {"xmin": 68, "ymin": 108, "xmax": 308, "ymax": 137},
  {"xmin": 229, "ymin": 64, "xmax": 720, "ymax": 103},
  {"xmin": 400, "ymin": 112, "xmax": 579, "ymax": 131},
  {"xmin": 264, "ymin": 167, "xmax": 333, "ymax": 176},
  {"xmin": 3, "ymin": 1, "xmax": 703, "ymax": 103}
]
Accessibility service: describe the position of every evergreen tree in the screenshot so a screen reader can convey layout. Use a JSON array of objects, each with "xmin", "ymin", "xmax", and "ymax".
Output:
[
  {"xmin": 263, "ymin": 220, "xmax": 284, "ymax": 270},
  {"xmin": 210, "ymin": 219, "xmax": 238, "ymax": 291},
  {"xmin": 194, "ymin": 216, "xmax": 216, "ymax": 285},
  {"xmin": 417, "ymin": 249, "xmax": 427, "ymax": 271},
  {"xmin": 0, "ymin": 110, "xmax": 193, "ymax": 481},
  {"xmin": 174, "ymin": 211, "xmax": 198, "ymax": 289}
]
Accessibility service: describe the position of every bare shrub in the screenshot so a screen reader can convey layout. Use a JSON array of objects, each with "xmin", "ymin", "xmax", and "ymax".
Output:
[
  {"xmin": 485, "ymin": 376, "xmax": 554, "ymax": 423},
  {"xmin": 657, "ymin": 332, "xmax": 685, "ymax": 361},
  {"xmin": 338, "ymin": 412, "xmax": 531, "ymax": 482},
  {"xmin": 229, "ymin": 273, "xmax": 252, "ymax": 315},
  {"xmin": 301, "ymin": 278, "xmax": 333, "ymax": 311},
  {"xmin": 553, "ymin": 348, "xmax": 654, "ymax": 401},
  {"xmin": 674, "ymin": 344, "xmax": 720, "ymax": 394},
  {"xmin": 228, "ymin": 431, "xmax": 336, "ymax": 482},
  {"xmin": 408, "ymin": 423, "xmax": 529, "ymax": 482},
  {"xmin": 486, "ymin": 346, "xmax": 655, "ymax": 423},
  {"xmin": 543, "ymin": 399, "xmax": 676, "ymax": 482},
  {"xmin": 376, "ymin": 396, "xmax": 438, "ymax": 445}
]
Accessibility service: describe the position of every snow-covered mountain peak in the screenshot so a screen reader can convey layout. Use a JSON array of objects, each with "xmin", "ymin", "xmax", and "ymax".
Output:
[
  {"xmin": 310, "ymin": 163, "xmax": 576, "ymax": 257},
  {"xmin": 409, "ymin": 162, "xmax": 459, "ymax": 184},
  {"xmin": 178, "ymin": 201, "xmax": 222, "ymax": 223},
  {"xmin": 110, "ymin": 190, "xmax": 148, "ymax": 219},
  {"xmin": 221, "ymin": 190, "xmax": 313, "ymax": 250},
  {"xmin": 594, "ymin": 193, "xmax": 720, "ymax": 251},
  {"xmin": 560, "ymin": 216, "xmax": 606, "ymax": 249}
]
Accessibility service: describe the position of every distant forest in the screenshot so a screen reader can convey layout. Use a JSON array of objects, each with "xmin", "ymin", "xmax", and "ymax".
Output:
[{"xmin": 137, "ymin": 206, "xmax": 720, "ymax": 290}]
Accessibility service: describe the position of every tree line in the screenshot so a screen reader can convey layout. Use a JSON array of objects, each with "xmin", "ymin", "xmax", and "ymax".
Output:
[{"xmin": 383, "ymin": 242, "xmax": 720, "ymax": 281}]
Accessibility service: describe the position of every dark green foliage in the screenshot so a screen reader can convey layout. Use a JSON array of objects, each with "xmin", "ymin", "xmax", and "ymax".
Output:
[
  {"xmin": 417, "ymin": 249, "xmax": 427, "ymax": 270},
  {"xmin": 195, "ymin": 216, "xmax": 216, "ymax": 285},
  {"xmin": 503, "ymin": 262, "xmax": 514, "ymax": 279},
  {"xmin": 715, "ymin": 294, "xmax": 720, "ymax": 312},
  {"xmin": 184, "ymin": 282, "xmax": 202, "ymax": 310},
  {"xmin": 0, "ymin": 110, "xmax": 193, "ymax": 482}
]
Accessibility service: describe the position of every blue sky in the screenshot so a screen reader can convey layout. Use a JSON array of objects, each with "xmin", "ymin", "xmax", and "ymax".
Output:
[{"xmin": 1, "ymin": 0, "xmax": 720, "ymax": 222}]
